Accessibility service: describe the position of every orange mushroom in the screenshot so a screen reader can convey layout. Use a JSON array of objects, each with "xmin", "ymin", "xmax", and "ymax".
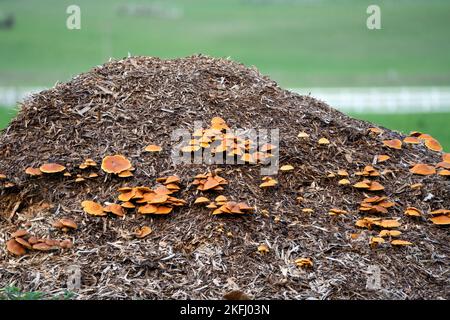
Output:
[
  {"xmin": 138, "ymin": 204, "xmax": 158, "ymax": 214},
  {"xmin": 391, "ymin": 240, "xmax": 413, "ymax": 246},
  {"xmin": 403, "ymin": 137, "xmax": 420, "ymax": 144},
  {"xmin": 11, "ymin": 229, "xmax": 28, "ymax": 238},
  {"xmin": 376, "ymin": 155, "xmax": 390, "ymax": 163},
  {"xmin": 194, "ymin": 197, "xmax": 210, "ymax": 205},
  {"xmin": 382, "ymin": 139, "xmax": 402, "ymax": 150},
  {"xmin": 443, "ymin": 153, "xmax": 450, "ymax": 163},
  {"xmin": 410, "ymin": 164, "xmax": 436, "ymax": 176},
  {"xmin": 280, "ymin": 165, "xmax": 294, "ymax": 172},
  {"xmin": 135, "ymin": 226, "xmax": 152, "ymax": 239},
  {"xmin": 104, "ymin": 204, "xmax": 125, "ymax": 217},
  {"xmin": 424, "ymin": 138, "xmax": 442, "ymax": 152},
  {"xmin": 118, "ymin": 170, "xmax": 133, "ymax": 178},
  {"xmin": 295, "ymin": 257, "xmax": 313, "ymax": 268},
  {"xmin": 81, "ymin": 200, "xmax": 106, "ymax": 216},
  {"xmin": 25, "ymin": 167, "xmax": 43, "ymax": 176},
  {"xmin": 404, "ymin": 207, "xmax": 422, "ymax": 217},
  {"xmin": 6, "ymin": 239, "xmax": 26, "ymax": 256},
  {"xmin": 144, "ymin": 144, "xmax": 162, "ymax": 152},
  {"xmin": 368, "ymin": 127, "xmax": 383, "ymax": 134},
  {"xmin": 430, "ymin": 215, "xmax": 450, "ymax": 225},
  {"xmin": 39, "ymin": 163, "xmax": 66, "ymax": 174},
  {"xmin": 57, "ymin": 218, "xmax": 78, "ymax": 230}
]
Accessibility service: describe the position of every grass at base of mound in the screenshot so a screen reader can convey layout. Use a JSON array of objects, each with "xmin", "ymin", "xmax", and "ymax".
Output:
[
  {"xmin": 0, "ymin": 286, "xmax": 75, "ymax": 300},
  {"xmin": 1, "ymin": 106, "xmax": 449, "ymax": 151},
  {"xmin": 350, "ymin": 112, "xmax": 450, "ymax": 152}
]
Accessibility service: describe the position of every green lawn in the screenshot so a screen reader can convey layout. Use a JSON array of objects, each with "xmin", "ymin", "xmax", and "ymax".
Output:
[
  {"xmin": 1, "ymin": 106, "xmax": 448, "ymax": 151},
  {"xmin": 1, "ymin": 0, "xmax": 450, "ymax": 87},
  {"xmin": 351, "ymin": 112, "xmax": 450, "ymax": 152}
]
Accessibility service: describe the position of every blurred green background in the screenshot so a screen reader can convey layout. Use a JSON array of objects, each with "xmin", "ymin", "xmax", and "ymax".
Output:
[{"xmin": 0, "ymin": 0, "xmax": 449, "ymax": 150}]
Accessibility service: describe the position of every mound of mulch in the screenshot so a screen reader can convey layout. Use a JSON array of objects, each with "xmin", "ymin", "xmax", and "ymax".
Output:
[{"xmin": 0, "ymin": 55, "xmax": 448, "ymax": 300}]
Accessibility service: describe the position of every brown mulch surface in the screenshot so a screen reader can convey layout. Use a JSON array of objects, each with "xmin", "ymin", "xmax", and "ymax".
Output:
[{"xmin": 0, "ymin": 55, "xmax": 448, "ymax": 299}]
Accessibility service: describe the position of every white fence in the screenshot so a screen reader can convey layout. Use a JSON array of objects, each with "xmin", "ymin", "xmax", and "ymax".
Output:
[
  {"xmin": 1, "ymin": 86, "xmax": 450, "ymax": 114},
  {"xmin": 290, "ymin": 87, "xmax": 450, "ymax": 113}
]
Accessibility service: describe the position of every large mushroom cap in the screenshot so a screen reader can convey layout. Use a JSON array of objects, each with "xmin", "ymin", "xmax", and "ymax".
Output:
[
  {"xmin": 81, "ymin": 200, "xmax": 106, "ymax": 216},
  {"xmin": 101, "ymin": 155, "xmax": 132, "ymax": 174},
  {"xmin": 6, "ymin": 239, "xmax": 26, "ymax": 256}
]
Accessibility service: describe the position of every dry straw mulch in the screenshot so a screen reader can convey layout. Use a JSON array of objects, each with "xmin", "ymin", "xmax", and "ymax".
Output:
[{"xmin": 0, "ymin": 55, "xmax": 448, "ymax": 299}]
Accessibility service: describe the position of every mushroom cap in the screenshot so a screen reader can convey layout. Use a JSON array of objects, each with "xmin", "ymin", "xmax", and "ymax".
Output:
[
  {"xmin": 81, "ymin": 200, "xmax": 106, "ymax": 216},
  {"xmin": 118, "ymin": 170, "xmax": 134, "ymax": 178},
  {"xmin": 6, "ymin": 239, "xmax": 26, "ymax": 256},
  {"xmin": 164, "ymin": 175, "xmax": 181, "ymax": 185},
  {"xmin": 382, "ymin": 139, "xmax": 402, "ymax": 150},
  {"xmin": 377, "ymin": 155, "xmax": 390, "ymax": 163},
  {"xmin": 15, "ymin": 237, "xmax": 32, "ymax": 249},
  {"xmin": 59, "ymin": 218, "xmax": 78, "ymax": 229},
  {"xmin": 215, "ymin": 195, "xmax": 228, "ymax": 203},
  {"xmin": 25, "ymin": 167, "xmax": 43, "ymax": 176},
  {"xmin": 391, "ymin": 239, "xmax": 413, "ymax": 246},
  {"xmin": 104, "ymin": 204, "xmax": 125, "ymax": 217},
  {"xmin": 404, "ymin": 207, "xmax": 422, "ymax": 217},
  {"xmin": 297, "ymin": 132, "xmax": 309, "ymax": 138},
  {"xmin": 155, "ymin": 206, "xmax": 173, "ymax": 214},
  {"xmin": 101, "ymin": 155, "xmax": 132, "ymax": 174},
  {"xmin": 194, "ymin": 197, "xmax": 210, "ymax": 204},
  {"xmin": 430, "ymin": 215, "xmax": 450, "ymax": 225},
  {"xmin": 11, "ymin": 229, "xmax": 28, "ymax": 238},
  {"xmin": 424, "ymin": 138, "xmax": 442, "ymax": 152},
  {"xmin": 32, "ymin": 243, "xmax": 56, "ymax": 251},
  {"xmin": 39, "ymin": 163, "xmax": 66, "ymax": 173},
  {"xmin": 135, "ymin": 226, "xmax": 152, "ymax": 239},
  {"xmin": 59, "ymin": 239, "xmax": 73, "ymax": 249},
  {"xmin": 144, "ymin": 144, "xmax": 162, "ymax": 152},
  {"xmin": 138, "ymin": 204, "xmax": 158, "ymax": 214},
  {"xmin": 280, "ymin": 165, "xmax": 294, "ymax": 171},
  {"xmin": 121, "ymin": 201, "xmax": 136, "ymax": 209},
  {"xmin": 410, "ymin": 163, "xmax": 436, "ymax": 176}
]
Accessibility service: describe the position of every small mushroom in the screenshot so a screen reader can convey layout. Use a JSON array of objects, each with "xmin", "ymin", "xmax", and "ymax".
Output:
[
  {"xmin": 15, "ymin": 237, "xmax": 32, "ymax": 249},
  {"xmin": 81, "ymin": 200, "xmax": 106, "ymax": 216},
  {"xmin": 25, "ymin": 167, "xmax": 43, "ymax": 176},
  {"xmin": 59, "ymin": 239, "xmax": 73, "ymax": 249}
]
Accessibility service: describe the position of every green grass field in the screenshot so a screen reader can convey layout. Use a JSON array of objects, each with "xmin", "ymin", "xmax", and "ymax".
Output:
[
  {"xmin": 1, "ymin": 0, "xmax": 450, "ymax": 87},
  {"xmin": 1, "ymin": 106, "xmax": 448, "ymax": 151},
  {"xmin": 1, "ymin": 1, "xmax": 449, "ymax": 151}
]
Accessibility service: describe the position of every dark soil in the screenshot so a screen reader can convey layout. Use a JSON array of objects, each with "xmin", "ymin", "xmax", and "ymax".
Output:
[{"xmin": 0, "ymin": 55, "xmax": 448, "ymax": 299}]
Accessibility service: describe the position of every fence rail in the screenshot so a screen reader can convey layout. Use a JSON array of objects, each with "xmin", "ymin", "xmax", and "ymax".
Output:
[{"xmin": 1, "ymin": 86, "xmax": 450, "ymax": 114}]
